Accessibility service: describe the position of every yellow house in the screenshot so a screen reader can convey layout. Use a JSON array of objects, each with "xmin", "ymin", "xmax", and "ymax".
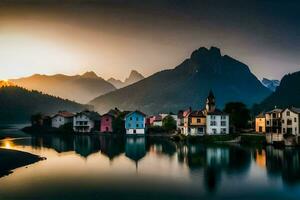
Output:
[
  {"xmin": 255, "ymin": 113, "xmax": 266, "ymax": 133},
  {"xmin": 187, "ymin": 110, "xmax": 206, "ymax": 135}
]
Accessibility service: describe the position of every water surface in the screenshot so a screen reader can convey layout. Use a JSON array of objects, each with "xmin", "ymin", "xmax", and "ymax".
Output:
[{"xmin": 0, "ymin": 127, "xmax": 300, "ymax": 200}]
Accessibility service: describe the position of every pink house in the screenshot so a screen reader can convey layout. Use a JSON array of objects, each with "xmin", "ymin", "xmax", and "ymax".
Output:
[{"xmin": 100, "ymin": 114, "xmax": 114, "ymax": 132}]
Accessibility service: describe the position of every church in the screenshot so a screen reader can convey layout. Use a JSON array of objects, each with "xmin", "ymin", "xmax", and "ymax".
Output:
[{"xmin": 180, "ymin": 91, "xmax": 229, "ymax": 136}]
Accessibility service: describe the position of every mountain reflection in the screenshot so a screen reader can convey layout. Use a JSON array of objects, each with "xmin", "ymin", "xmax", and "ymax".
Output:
[{"xmin": 12, "ymin": 134, "xmax": 300, "ymax": 189}]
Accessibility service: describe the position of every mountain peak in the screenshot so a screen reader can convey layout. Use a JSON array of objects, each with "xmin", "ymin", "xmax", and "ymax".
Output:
[
  {"xmin": 128, "ymin": 70, "xmax": 144, "ymax": 79},
  {"xmin": 190, "ymin": 46, "xmax": 222, "ymax": 62},
  {"xmin": 81, "ymin": 71, "xmax": 98, "ymax": 78}
]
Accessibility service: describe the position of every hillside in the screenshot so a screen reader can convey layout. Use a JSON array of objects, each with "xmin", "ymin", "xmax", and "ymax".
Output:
[
  {"xmin": 0, "ymin": 86, "xmax": 85, "ymax": 123},
  {"xmin": 253, "ymin": 71, "xmax": 300, "ymax": 113},
  {"xmin": 90, "ymin": 47, "xmax": 270, "ymax": 114},
  {"xmin": 107, "ymin": 70, "xmax": 144, "ymax": 89},
  {"xmin": 10, "ymin": 71, "xmax": 116, "ymax": 103}
]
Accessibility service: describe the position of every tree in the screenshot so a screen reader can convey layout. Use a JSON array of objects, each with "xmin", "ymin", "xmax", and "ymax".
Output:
[
  {"xmin": 162, "ymin": 115, "xmax": 177, "ymax": 132},
  {"xmin": 223, "ymin": 102, "xmax": 250, "ymax": 131}
]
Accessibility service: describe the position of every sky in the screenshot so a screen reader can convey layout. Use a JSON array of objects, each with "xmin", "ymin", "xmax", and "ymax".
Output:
[{"xmin": 0, "ymin": 0, "xmax": 299, "ymax": 81}]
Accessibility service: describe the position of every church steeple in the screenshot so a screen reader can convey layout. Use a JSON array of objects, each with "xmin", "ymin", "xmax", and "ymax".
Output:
[{"xmin": 206, "ymin": 90, "xmax": 216, "ymax": 112}]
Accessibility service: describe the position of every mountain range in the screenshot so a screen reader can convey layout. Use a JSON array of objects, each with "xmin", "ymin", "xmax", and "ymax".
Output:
[
  {"xmin": 9, "ymin": 71, "xmax": 116, "ymax": 103},
  {"xmin": 0, "ymin": 86, "xmax": 85, "ymax": 122},
  {"xmin": 262, "ymin": 78, "xmax": 280, "ymax": 92},
  {"xmin": 90, "ymin": 47, "xmax": 271, "ymax": 114},
  {"xmin": 253, "ymin": 71, "xmax": 300, "ymax": 114},
  {"xmin": 107, "ymin": 70, "xmax": 144, "ymax": 89}
]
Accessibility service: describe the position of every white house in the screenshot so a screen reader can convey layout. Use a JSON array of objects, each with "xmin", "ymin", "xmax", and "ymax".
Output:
[
  {"xmin": 206, "ymin": 110, "xmax": 229, "ymax": 135},
  {"xmin": 153, "ymin": 115, "xmax": 163, "ymax": 126},
  {"xmin": 281, "ymin": 107, "xmax": 300, "ymax": 136},
  {"xmin": 73, "ymin": 110, "xmax": 101, "ymax": 133},
  {"xmin": 51, "ymin": 111, "xmax": 74, "ymax": 128}
]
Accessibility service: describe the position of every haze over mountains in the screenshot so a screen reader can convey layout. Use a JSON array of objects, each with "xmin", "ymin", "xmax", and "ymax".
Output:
[
  {"xmin": 10, "ymin": 71, "xmax": 116, "ymax": 103},
  {"xmin": 90, "ymin": 47, "xmax": 271, "ymax": 114},
  {"xmin": 0, "ymin": 86, "xmax": 85, "ymax": 122},
  {"xmin": 107, "ymin": 70, "xmax": 144, "ymax": 89}
]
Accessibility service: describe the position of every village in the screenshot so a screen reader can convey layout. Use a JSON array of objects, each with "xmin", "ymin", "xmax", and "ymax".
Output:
[
  {"xmin": 28, "ymin": 90, "xmax": 300, "ymax": 146},
  {"xmin": 29, "ymin": 91, "xmax": 231, "ymax": 137}
]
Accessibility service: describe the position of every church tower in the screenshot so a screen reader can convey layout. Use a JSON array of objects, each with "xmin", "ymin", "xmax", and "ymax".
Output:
[{"xmin": 205, "ymin": 90, "xmax": 216, "ymax": 112}]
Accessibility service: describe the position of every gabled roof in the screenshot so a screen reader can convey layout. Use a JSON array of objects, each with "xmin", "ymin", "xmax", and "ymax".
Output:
[
  {"xmin": 283, "ymin": 107, "xmax": 300, "ymax": 114},
  {"xmin": 188, "ymin": 110, "xmax": 205, "ymax": 117},
  {"xmin": 256, "ymin": 112, "xmax": 265, "ymax": 118},
  {"xmin": 52, "ymin": 111, "xmax": 74, "ymax": 118},
  {"xmin": 207, "ymin": 109, "xmax": 228, "ymax": 115},
  {"xmin": 153, "ymin": 115, "xmax": 162, "ymax": 122},
  {"xmin": 76, "ymin": 110, "xmax": 101, "ymax": 120},
  {"xmin": 266, "ymin": 108, "xmax": 283, "ymax": 114},
  {"xmin": 125, "ymin": 110, "xmax": 146, "ymax": 118}
]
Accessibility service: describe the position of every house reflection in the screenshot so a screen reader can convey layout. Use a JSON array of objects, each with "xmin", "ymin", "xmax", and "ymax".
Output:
[
  {"xmin": 177, "ymin": 144, "xmax": 251, "ymax": 193},
  {"xmin": 125, "ymin": 137, "xmax": 146, "ymax": 168},
  {"xmin": 99, "ymin": 135, "xmax": 125, "ymax": 161},
  {"xmin": 255, "ymin": 149, "xmax": 266, "ymax": 169},
  {"xmin": 265, "ymin": 146, "xmax": 300, "ymax": 185}
]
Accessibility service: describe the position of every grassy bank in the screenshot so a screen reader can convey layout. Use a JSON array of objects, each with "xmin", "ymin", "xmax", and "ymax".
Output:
[{"xmin": 0, "ymin": 148, "xmax": 44, "ymax": 178}]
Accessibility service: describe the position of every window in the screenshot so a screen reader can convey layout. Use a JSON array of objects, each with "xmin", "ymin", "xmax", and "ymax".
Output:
[
  {"xmin": 283, "ymin": 128, "xmax": 286, "ymax": 133},
  {"xmin": 221, "ymin": 116, "xmax": 226, "ymax": 120},
  {"xmin": 221, "ymin": 121, "xmax": 226, "ymax": 126},
  {"xmin": 267, "ymin": 121, "xmax": 270, "ymax": 125},
  {"xmin": 130, "ymin": 117, "xmax": 132, "ymax": 120},
  {"xmin": 282, "ymin": 120, "xmax": 285, "ymax": 123},
  {"xmin": 295, "ymin": 118, "xmax": 297, "ymax": 122},
  {"xmin": 221, "ymin": 128, "xmax": 227, "ymax": 134},
  {"xmin": 295, "ymin": 128, "xmax": 297, "ymax": 133},
  {"xmin": 287, "ymin": 111, "xmax": 290, "ymax": 116},
  {"xmin": 106, "ymin": 118, "xmax": 109, "ymax": 121},
  {"xmin": 287, "ymin": 119, "xmax": 292, "ymax": 125},
  {"xmin": 212, "ymin": 129, "xmax": 217, "ymax": 134},
  {"xmin": 211, "ymin": 116, "xmax": 216, "ymax": 120},
  {"xmin": 136, "ymin": 117, "xmax": 139, "ymax": 121},
  {"xmin": 210, "ymin": 121, "xmax": 217, "ymax": 126},
  {"xmin": 272, "ymin": 113, "xmax": 276, "ymax": 118},
  {"xmin": 136, "ymin": 123, "xmax": 139, "ymax": 128},
  {"xmin": 197, "ymin": 118, "xmax": 201, "ymax": 123}
]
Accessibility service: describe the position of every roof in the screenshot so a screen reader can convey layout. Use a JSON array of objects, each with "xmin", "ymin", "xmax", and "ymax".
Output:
[
  {"xmin": 266, "ymin": 108, "xmax": 283, "ymax": 114},
  {"xmin": 207, "ymin": 109, "xmax": 228, "ymax": 115},
  {"xmin": 52, "ymin": 111, "xmax": 74, "ymax": 118},
  {"xmin": 107, "ymin": 108, "xmax": 121, "ymax": 117},
  {"xmin": 188, "ymin": 110, "xmax": 205, "ymax": 117},
  {"xmin": 287, "ymin": 107, "xmax": 300, "ymax": 114},
  {"xmin": 153, "ymin": 115, "xmax": 162, "ymax": 121},
  {"xmin": 256, "ymin": 112, "xmax": 265, "ymax": 118},
  {"xmin": 125, "ymin": 110, "xmax": 146, "ymax": 118},
  {"xmin": 76, "ymin": 110, "xmax": 101, "ymax": 120}
]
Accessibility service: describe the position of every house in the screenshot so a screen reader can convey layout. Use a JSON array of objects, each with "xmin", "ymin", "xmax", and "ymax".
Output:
[
  {"xmin": 100, "ymin": 108, "xmax": 121, "ymax": 133},
  {"xmin": 73, "ymin": 110, "xmax": 101, "ymax": 133},
  {"xmin": 255, "ymin": 112, "xmax": 266, "ymax": 133},
  {"xmin": 125, "ymin": 110, "xmax": 146, "ymax": 135},
  {"xmin": 183, "ymin": 110, "xmax": 206, "ymax": 135},
  {"xmin": 178, "ymin": 108, "xmax": 192, "ymax": 134},
  {"xmin": 281, "ymin": 107, "xmax": 300, "ymax": 136},
  {"xmin": 153, "ymin": 115, "xmax": 163, "ymax": 126},
  {"xmin": 51, "ymin": 111, "xmax": 74, "ymax": 128},
  {"xmin": 100, "ymin": 113, "xmax": 114, "ymax": 133},
  {"xmin": 181, "ymin": 90, "xmax": 229, "ymax": 135},
  {"xmin": 265, "ymin": 108, "xmax": 282, "ymax": 134},
  {"xmin": 206, "ymin": 109, "xmax": 229, "ymax": 135}
]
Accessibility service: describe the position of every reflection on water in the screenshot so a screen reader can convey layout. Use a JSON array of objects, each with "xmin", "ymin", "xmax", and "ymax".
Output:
[{"xmin": 1, "ymin": 134, "xmax": 300, "ymax": 199}]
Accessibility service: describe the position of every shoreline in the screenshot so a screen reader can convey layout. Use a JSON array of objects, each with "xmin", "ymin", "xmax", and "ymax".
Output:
[{"xmin": 0, "ymin": 147, "xmax": 45, "ymax": 178}]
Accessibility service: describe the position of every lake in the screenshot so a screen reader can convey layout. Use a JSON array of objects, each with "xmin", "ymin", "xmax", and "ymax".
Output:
[{"xmin": 0, "ymin": 126, "xmax": 300, "ymax": 200}]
